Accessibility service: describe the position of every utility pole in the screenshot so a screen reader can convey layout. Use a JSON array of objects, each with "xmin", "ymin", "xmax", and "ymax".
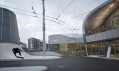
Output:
[{"xmin": 42, "ymin": 0, "xmax": 46, "ymax": 55}]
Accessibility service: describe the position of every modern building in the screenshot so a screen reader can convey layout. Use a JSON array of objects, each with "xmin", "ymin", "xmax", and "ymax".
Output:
[
  {"xmin": 0, "ymin": 7, "xmax": 20, "ymax": 44},
  {"xmin": 83, "ymin": 0, "xmax": 119, "ymax": 57},
  {"xmin": 28, "ymin": 38, "xmax": 43, "ymax": 49},
  {"xmin": 48, "ymin": 34, "xmax": 85, "ymax": 55},
  {"xmin": 48, "ymin": 34, "xmax": 84, "ymax": 44}
]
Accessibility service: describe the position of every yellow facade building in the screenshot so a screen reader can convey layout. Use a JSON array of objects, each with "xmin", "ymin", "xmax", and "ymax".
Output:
[{"xmin": 60, "ymin": 43, "xmax": 86, "ymax": 56}]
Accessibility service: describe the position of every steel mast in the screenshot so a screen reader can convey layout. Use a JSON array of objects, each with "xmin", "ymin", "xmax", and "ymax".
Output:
[{"xmin": 42, "ymin": 0, "xmax": 46, "ymax": 55}]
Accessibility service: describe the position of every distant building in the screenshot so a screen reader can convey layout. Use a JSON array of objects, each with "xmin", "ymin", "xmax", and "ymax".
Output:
[
  {"xmin": 48, "ymin": 34, "xmax": 84, "ymax": 54},
  {"xmin": 20, "ymin": 42, "xmax": 29, "ymax": 52},
  {"xmin": 28, "ymin": 38, "xmax": 43, "ymax": 49},
  {"xmin": 48, "ymin": 34, "xmax": 84, "ymax": 44},
  {"xmin": 20, "ymin": 42, "xmax": 27, "ymax": 48},
  {"xmin": 47, "ymin": 44, "xmax": 60, "ymax": 52}
]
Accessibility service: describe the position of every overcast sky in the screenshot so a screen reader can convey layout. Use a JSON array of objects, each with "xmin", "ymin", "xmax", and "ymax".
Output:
[{"xmin": 0, "ymin": 0, "xmax": 107, "ymax": 45}]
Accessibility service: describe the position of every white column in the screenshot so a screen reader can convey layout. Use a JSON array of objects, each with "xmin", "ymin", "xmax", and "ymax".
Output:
[{"xmin": 106, "ymin": 41, "xmax": 112, "ymax": 58}]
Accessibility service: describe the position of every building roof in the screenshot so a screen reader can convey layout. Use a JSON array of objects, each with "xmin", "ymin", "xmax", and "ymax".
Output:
[
  {"xmin": 49, "ymin": 33, "xmax": 83, "ymax": 38},
  {"xmin": 83, "ymin": 0, "xmax": 119, "ymax": 34}
]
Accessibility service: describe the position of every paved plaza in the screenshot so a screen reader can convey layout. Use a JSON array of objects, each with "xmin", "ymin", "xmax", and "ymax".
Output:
[
  {"xmin": 0, "ymin": 66, "xmax": 47, "ymax": 71},
  {"xmin": 0, "ymin": 56, "xmax": 119, "ymax": 71}
]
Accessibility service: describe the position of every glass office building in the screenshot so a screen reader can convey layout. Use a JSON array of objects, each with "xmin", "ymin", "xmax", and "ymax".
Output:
[
  {"xmin": 83, "ymin": 0, "xmax": 119, "ymax": 57},
  {"xmin": 0, "ymin": 8, "xmax": 19, "ymax": 44}
]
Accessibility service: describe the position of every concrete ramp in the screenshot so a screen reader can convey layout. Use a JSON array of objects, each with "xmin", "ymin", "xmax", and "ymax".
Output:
[{"xmin": 0, "ymin": 43, "xmax": 61, "ymax": 60}]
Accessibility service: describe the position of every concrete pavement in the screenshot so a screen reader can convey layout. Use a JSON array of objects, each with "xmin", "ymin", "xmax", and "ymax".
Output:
[
  {"xmin": 0, "ymin": 66, "xmax": 47, "ymax": 71},
  {"xmin": 0, "ymin": 56, "xmax": 119, "ymax": 71}
]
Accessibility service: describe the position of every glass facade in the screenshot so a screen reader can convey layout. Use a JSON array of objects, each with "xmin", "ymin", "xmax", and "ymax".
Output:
[
  {"xmin": 87, "ymin": 41, "xmax": 108, "ymax": 56},
  {"xmin": 60, "ymin": 43, "xmax": 86, "ymax": 56},
  {"xmin": 0, "ymin": 8, "xmax": 19, "ymax": 44},
  {"xmin": 111, "ymin": 39, "xmax": 119, "ymax": 58}
]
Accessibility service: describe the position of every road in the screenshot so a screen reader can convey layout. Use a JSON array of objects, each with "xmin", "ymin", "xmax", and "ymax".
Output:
[{"xmin": 0, "ymin": 56, "xmax": 119, "ymax": 71}]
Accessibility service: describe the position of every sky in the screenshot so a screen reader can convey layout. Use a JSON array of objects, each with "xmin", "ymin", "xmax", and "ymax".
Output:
[{"xmin": 0, "ymin": 0, "xmax": 107, "ymax": 45}]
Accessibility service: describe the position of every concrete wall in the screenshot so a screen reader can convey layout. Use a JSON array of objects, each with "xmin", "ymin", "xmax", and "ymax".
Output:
[{"xmin": 86, "ymin": 28, "xmax": 119, "ymax": 42}]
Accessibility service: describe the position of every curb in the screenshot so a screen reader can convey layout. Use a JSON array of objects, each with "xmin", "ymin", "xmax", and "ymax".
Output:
[{"xmin": 84, "ymin": 56, "xmax": 119, "ymax": 61}]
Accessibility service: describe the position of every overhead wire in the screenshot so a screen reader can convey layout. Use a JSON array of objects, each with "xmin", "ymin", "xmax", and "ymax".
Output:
[
  {"xmin": 72, "ymin": 0, "xmax": 77, "ymax": 38},
  {"xmin": 0, "ymin": 3, "xmax": 43, "ymax": 15},
  {"xmin": 56, "ymin": 0, "xmax": 63, "ymax": 19},
  {"xmin": 45, "ymin": 18, "xmax": 74, "ymax": 32},
  {"xmin": 64, "ymin": 11, "xmax": 90, "ymax": 22},
  {"xmin": 29, "ymin": 0, "xmax": 43, "ymax": 29},
  {"xmin": 41, "ymin": 1, "xmax": 81, "ymax": 35},
  {"xmin": 0, "ymin": 3, "xmax": 63, "ymax": 22},
  {"xmin": 0, "ymin": 1, "xmax": 72, "ymax": 30},
  {"xmin": 15, "ymin": 11, "xmax": 75, "ymax": 33},
  {"xmin": 8, "ymin": 6, "xmax": 74, "ymax": 32},
  {"xmin": 0, "ymin": 2, "xmax": 81, "ymax": 31},
  {"xmin": 0, "ymin": 0, "xmax": 99, "ymax": 35},
  {"xmin": 57, "ymin": 0, "xmax": 74, "ymax": 19},
  {"xmin": 0, "ymin": 0, "xmax": 94, "ymax": 43},
  {"xmin": 64, "ymin": 0, "xmax": 98, "ymax": 22},
  {"xmin": 29, "ymin": 0, "xmax": 96, "ymax": 35},
  {"xmin": 36, "ymin": 13, "xmax": 76, "ymax": 31},
  {"xmin": 56, "ymin": 0, "xmax": 98, "ymax": 39},
  {"xmin": 15, "ymin": 11, "xmax": 35, "ymax": 17},
  {"xmin": 98, "ymin": 0, "xmax": 100, "ymax": 8},
  {"xmin": 29, "ymin": 0, "xmax": 37, "ymax": 14},
  {"xmin": 52, "ymin": 0, "xmax": 98, "ymax": 35},
  {"xmin": 70, "ymin": 0, "xmax": 98, "ymax": 13},
  {"xmin": 0, "ymin": 3, "xmax": 33, "ymax": 13},
  {"xmin": 57, "ymin": 0, "xmax": 98, "ymax": 18},
  {"xmin": 29, "ymin": 0, "xmax": 68, "ymax": 32}
]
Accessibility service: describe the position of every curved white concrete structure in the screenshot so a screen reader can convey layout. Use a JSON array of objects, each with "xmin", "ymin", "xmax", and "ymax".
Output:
[
  {"xmin": 0, "ymin": 43, "xmax": 61, "ymax": 60},
  {"xmin": 0, "ymin": 7, "xmax": 61, "ymax": 60}
]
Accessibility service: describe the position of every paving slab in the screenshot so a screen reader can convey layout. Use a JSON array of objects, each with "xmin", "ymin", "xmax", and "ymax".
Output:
[{"xmin": 0, "ymin": 66, "xmax": 48, "ymax": 71}]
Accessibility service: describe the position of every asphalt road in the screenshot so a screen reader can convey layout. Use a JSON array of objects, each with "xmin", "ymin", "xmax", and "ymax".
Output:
[{"xmin": 0, "ymin": 56, "xmax": 119, "ymax": 71}]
